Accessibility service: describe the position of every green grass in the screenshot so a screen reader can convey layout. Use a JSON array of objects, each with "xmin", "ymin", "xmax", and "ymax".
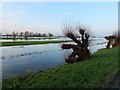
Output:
[
  {"xmin": 0, "ymin": 40, "xmax": 72, "ymax": 46},
  {"xmin": 2, "ymin": 47, "xmax": 119, "ymax": 88},
  {"xmin": 0, "ymin": 37, "xmax": 56, "ymax": 40}
]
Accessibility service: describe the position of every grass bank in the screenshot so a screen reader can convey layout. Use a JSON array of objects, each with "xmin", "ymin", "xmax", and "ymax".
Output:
[
  {"xmin": 0, "ymin": 40, "xmax": 72, "ymax": 46},
  {"xmin": 2, "ymin": 47, "xmax": 119, "ymax": 88}
]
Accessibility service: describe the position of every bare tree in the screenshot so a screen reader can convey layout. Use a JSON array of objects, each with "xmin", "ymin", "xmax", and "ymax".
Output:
[
  {"xmin": 38, "ymin": 33, "xmax": 42, "ymax": 37},
  {"xmin": 24, "ymin": 31, "xmax": 29, "ymax": 39},
  {"xmin": 29, "ymin": 32, "xmax": 34, "ymax": 37},
  {"xmin": 61, "ymin": 23, "xmax": 90, "ymax": 63},
  {"xmin": 43, "ymin": 33, "xmax": 47, "ymax": 37},
  {"xmin": 12, "ymin": 31, "xmax": 16, "ymax": 39},
  {"xmin": 20, "ymin": 32, "xmax": 23, "ymax": 37},
  {"xmin": 105, "ymin": 31, "xmax": 120, "ymax": 48},
  {"xmin": 104, "ymin": 35, "xmax": 115, "ymax": 48},
  {"xmin": 48, "ymin": 33, "xmax": 53, "ymax": 37}
]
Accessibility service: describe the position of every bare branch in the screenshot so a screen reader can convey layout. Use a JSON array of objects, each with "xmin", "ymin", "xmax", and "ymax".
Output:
[
  {"xmin": 61, "ymin": 44, "xmax": 76, "ymax": 49},
  {"xmin": 63, "ymin": 23, "xmax": 82, "ymax": 45}
]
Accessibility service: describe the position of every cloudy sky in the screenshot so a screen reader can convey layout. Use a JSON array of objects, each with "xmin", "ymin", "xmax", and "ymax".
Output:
[{"xmin": 1, "ymin": 2, "xmax": 118, "ymax": 37}]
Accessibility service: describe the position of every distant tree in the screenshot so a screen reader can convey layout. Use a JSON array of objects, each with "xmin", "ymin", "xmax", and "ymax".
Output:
[
  {"xmin": 35, "ymin": 32, "xmax": 39, "ymax": 37},
  {"xmin": 12, "ymin": 31, "xmax": 16, "ymax": 39},
  {"xmin": 43, "ymin": 33, "xmax": 47, "ymax": 37},
  {"xmin": 24, "ymin": 31, "xmax": 29, "ymax": 39},
  {"xmin": 20, "ymin": 32, "xmax": 23, "ymax": 37},
  {"xmin": 16, "ymin": 32, "xmax": 18, "ymax": 37},
  {"xmin": 29, "ymin": 32, "xmax": 33, "ymax": 37},
  {"xmin": 38, "ymin": 33, "xmax": 42, "ymax": 37},
  {"xmin": 48, "ymin": 33, "xmax": 53, "ymax": 37}
]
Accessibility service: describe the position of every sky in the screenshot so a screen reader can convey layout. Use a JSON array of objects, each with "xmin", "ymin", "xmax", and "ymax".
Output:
[{"xmin": 1, "ymin": 2, "xmax": 118, "ymax": 37}]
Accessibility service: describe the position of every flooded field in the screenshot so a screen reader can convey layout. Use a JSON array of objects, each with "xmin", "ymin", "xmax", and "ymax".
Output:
[
  {"xmin": 0, "ymin": 37, "xmax": 70, "ymax": 42},
  {"xmin": 1, "ymin": 38, "xmax": 107, "ymax": 79}
]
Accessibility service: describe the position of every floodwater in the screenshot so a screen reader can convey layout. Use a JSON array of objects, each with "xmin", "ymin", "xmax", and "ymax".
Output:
[
  {"xmin": 0, "ymin": 37, "xmax": 70, "ymax": 42},
  {"xmin": 1, "ymin": 38, "xmax": 107, "ymax": 79}
]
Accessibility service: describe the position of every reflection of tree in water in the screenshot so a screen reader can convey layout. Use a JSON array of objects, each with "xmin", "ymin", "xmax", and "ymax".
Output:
[{"xmin": 1, "ymin": 51, "xmax": 44, "ymax": 60}]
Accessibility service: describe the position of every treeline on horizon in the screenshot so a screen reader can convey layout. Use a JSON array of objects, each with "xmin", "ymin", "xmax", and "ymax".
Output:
[{"xmin": 0, "ymin": 31, "xmax": 54, "ymax": 38}]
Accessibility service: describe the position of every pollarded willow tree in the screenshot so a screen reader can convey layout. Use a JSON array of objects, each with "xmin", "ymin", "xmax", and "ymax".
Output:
[
  {"xmin": 104, "ymin": 31, "xmax": 120, "ymax": 48},
  {"xmin": 61, "ymin": 23, "xmax": 90, "ymax": 63}
]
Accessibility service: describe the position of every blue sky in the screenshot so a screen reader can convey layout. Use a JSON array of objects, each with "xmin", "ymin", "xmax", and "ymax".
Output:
[{"xmin": 2, "ymin": 2, "xmax": 118, "ymax": 37}]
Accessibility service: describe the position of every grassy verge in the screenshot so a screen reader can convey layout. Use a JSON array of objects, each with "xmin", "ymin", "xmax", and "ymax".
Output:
[
  {"xmin": 2, "ymin": 47, "xmax": 119, "ymax": 88},
  {"xmin": 0, "ymin": 40, "xmax": 72, "ymax": 46}
]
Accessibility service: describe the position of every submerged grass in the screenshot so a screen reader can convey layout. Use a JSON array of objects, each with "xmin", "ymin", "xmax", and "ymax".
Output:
[
  {"xmin": 1, "ymin": 40, "xmax": 72, "ymax": 46},
  {"xmin": 2, "ymin": 46, "xmax": 119, "ymax": 88}
]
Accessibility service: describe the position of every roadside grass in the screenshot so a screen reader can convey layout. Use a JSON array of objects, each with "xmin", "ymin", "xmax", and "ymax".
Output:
[
  {"xmin": 2, "ymin": 46, "xmax": 119, "ymax": 88},
  {"xmin": 0, "ymin": 40, "xmax": 72, "ymax": 46}
]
